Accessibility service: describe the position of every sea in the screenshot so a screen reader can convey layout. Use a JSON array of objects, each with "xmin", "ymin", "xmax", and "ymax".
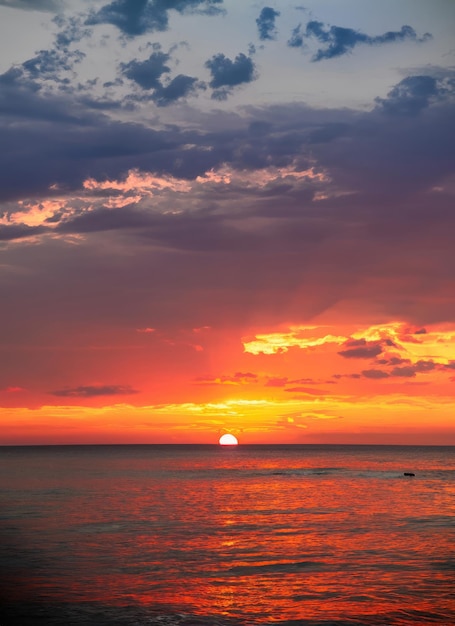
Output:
[{"xmin": 0, "ymin": 444, "xmax": 454, "ymax": 626}]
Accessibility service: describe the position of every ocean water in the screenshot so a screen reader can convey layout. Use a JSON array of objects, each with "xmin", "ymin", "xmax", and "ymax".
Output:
[{"xmin": 0, "ymin": 444, "xmax": 454, "ymax": 625}]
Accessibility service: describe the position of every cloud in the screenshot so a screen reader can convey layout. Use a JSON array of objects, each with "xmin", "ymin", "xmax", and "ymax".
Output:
[
  {"xmin": 243, "ymin": 330, "xmax": 345, "ymax": 355},
  {"xmin": 288, "ymin": 20, "xmax": 431, "ymax": 61},
  {"xmin": 50, "ymin": 385, "xmax": 139, "ymax": 397},
  {"xmin": 391, "ymin": 360, "xmax": 437, "ymax": 378},
  {"xmin": 195, "ymin": 372, "xmax": 258, "ymax": 385},
  {"xmin": 205, "ymin": 52, "xmax": 257, "ymax": 100},
  {"xmin": 16, "ymin": 15, "xmax": 90, "ymax": 83},
  {"xmin": 256, "ymin": 7, "xmax": 280, "ymax": 41},
  {"xmin": 361, "ymin": 358, "xmax": 454, "ymax": 380},
  {"xmin": 0, "ymin": 0, "xmax": 60, "ymax": 10},
  {"xmin": 152, "ymin": 74, "xmax": 201, "ymax": 106},
  {"xmin": 284, "ymin": 387, "xmax": 324, "ymax": 395},
  {"xmin": 0, "ymin": 223, "xmax": 48, "ymax": 241},
  {"xmin": 362, "ymin": 369, "xmax": 390, "ymax": 379},
  {"xmin": 276, "ymin": 413, "xmax": 308, "ymax": 430},
  {"xmin": 287, "ymin": 24, "xmax": 305, "ymax": 49},
  {"xmin": 121, "ymin": 49, "xmax": 202, "ymax": 105},
  {"xmin": 1, "ymin": 65, "xmax": 453, "ymax": 203},
  {"xmin": 338, "ymin": 339, "xmax": 384, "ymax": 359},
  {"xmin": 265, "ymin": 377, "xmax": 288, "ymax": 387},
  {"xmin": 1, "ymin": 59, "xmax": 455, "ymax": 331},
  {"xmin": 375, "ymin": 75, "xmax": 451, "ymax": 116},
  {"xmin": 86, "ymin": 0, "xmax": 224, "ymax": 36},
  {"xmin": 22, "ymin": 49, "xmax": 85, "ymax": 84},
  {"xmin": 121, "ymin": 51, "xmax": 171, "ymax": 89}
]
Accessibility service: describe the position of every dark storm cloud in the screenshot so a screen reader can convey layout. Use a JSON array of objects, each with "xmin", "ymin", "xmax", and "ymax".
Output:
[
  {"xmin": 288, "ymin": 21, "xmax": 431, "ymax": 60},
  {"xmin": 50, "ymin": 385, "xmax": 139, "ymax": 397},
  {"xmin": 86, "ymin": 0, "xmax": 224, "ymax": 37},
  {"xmin": 205, "ymin": 52, "xmax": 257, "ymax": 100},
  {"xmin": 256, "ymin": 7, "xmax": 280, "ymax": 41},
  {"xmin": 0, "ymin": 0, "xmax": 60, "ymax": 10},
  {"xmin": 121, "ymin": 51, "xmax": 171, "ymax": 89},
  {"xmin": 375, "ymin": 75, "xmax": 448, "ymax": 116},
  {"xmin": 338, "ymin": 339, "xmax": 384, "ymax": 359}
]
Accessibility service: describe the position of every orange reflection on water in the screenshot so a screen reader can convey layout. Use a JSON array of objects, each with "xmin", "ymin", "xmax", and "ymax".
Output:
[{"xmin": 0, "ymin": 445, "xmax": 454, "ymax": 624}]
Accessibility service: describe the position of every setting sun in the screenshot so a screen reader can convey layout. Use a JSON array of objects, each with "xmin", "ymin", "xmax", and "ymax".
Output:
[{"xmin": 219, "ymin": 434, "xmax": 239, "ymax": 446}]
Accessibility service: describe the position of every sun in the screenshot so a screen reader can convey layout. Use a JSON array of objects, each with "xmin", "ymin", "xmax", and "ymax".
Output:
[{"xmin": 219, "ymin": 433, "xmax": 239, "ymax": 446}]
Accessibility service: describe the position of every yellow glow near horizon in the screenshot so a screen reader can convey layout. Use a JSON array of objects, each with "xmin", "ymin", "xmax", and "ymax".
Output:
[{"xmin": 243, "ymin": 329, "xmax": 346, "ymax": 354}]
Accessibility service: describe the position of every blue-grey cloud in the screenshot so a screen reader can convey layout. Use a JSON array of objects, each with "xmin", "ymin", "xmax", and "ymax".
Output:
[
  {"xmin": 256, "ymin": 7, "xmax": 280, "ymax": 41},
  {"xmin": 50, "ymin": 384, "xmax": 139, "ymax": 397},
  {"xmin": 22, "ymin": 48, "xmax": 85, "ymax": 82},
  {"xmin": 205, "ymin": 52, "xmax": 257, "ymax": 100},
  {"xmin": 14, "ymin": 16, "xmax": 88, "ymax": 84},
  {"xmin": 121, "ymin": 51, "xmax": 171, "ymax": 89},
  {"xmin": 288, "ymin": 23, "xmax": 304, "ymax": 48},
  {"xmin": 0, "ymin": 0, "xmax": 60, "ymax": 10},
  {"xmin": 86, "ymin": 0, "xmax": 224, "ymax": 36},
  {"xmin": 53, "ymin": 14, "xmax": 91, "ymax": 51},
  {"xmin": 375, "ymin": 75, "xmax": 449, "ymax": 116},
  {"xmin": 152, "ymin": 74, "xmax": 201, "ymax": 106},
  {"xmin": 120, "ymin": 50, "xmax": 201, "ymax": 104},
  {"xmin": 0, "ymin": 66, "xmax": 89, "ymax": 124},
  {"xmin": 288, "ymin": 21, "xmax": 431, "ymax": 60}
]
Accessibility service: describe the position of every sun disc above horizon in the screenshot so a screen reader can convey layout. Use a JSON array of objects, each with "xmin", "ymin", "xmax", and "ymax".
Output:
[{"xmin": 219, "ymin": 434, "xmax": 239, "ymax": 446}]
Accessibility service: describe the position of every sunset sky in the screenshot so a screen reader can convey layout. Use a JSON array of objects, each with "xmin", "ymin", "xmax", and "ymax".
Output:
[{"xmin": 1, "ymin": 0, "xmax": 454, "ymax": 445}]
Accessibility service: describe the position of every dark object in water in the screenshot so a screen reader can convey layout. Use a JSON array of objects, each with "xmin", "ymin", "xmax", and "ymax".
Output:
[{"xmin": 404, "ymin": 472, "xmax": 415, "ymax": 477}]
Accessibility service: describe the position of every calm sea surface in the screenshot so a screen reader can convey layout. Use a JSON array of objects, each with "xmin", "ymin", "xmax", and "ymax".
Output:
[{"xmin": 0, "ymin": 445, "xmax": 454, "ymax": 625}]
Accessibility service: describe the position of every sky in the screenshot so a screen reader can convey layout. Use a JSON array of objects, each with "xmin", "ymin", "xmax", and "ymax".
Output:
[{"xmin": 0, "ymin": 0, "xmax": 454, "ymax": 445}]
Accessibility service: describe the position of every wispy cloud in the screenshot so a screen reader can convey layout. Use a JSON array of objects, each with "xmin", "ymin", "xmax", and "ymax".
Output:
[
  {"xmin": 0, "ymin": 0, "xmax": 60, "ymax": 11},
  {"xmin": 243, "ymin": 328, "xmax": 346, "ymax": 355},
  {"xmin": 288, "ymin": 20, "xmax": 431, "ymax": 61},
  {"xmin": 50, "ymin": 385, "xmax": 139, "ymax": 397}
]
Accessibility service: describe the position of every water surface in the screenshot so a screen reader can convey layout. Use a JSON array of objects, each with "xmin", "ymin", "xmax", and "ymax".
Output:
[{"xmin": 0, "ymin": 445, "xmax": 454, "ymax": 624}]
